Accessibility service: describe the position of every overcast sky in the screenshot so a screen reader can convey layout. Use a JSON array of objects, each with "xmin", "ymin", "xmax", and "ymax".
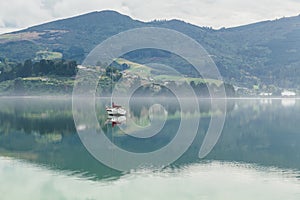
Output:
[{"xmin": 1, "ymin": 0, "xmax": 300, "ymax": 34}]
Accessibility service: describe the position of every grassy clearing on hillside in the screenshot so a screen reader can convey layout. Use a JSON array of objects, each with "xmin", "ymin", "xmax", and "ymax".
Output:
[
  {"xmin": 35, "ymin": 51, "xmax": 63, "ymax": 60},
  {"xmin": 116, "ymin": 58, "xmax": 223, "ymax": 85}
]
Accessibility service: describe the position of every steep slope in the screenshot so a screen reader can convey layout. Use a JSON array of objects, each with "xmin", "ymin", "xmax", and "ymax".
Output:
[{"xmin": 217, "ymin": 15, "xmax": 300, "ymax": 87}]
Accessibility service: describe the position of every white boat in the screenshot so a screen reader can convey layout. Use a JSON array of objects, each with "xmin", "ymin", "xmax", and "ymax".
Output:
[{"xmin": 106, "ymin": 102, "xmax": 126, "ymax": 116}]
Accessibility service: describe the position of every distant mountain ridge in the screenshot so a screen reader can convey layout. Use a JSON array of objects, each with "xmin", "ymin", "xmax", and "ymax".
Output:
[{"xmin": 1, "ymin": 10, "xmax": 300, "ymax": 89}]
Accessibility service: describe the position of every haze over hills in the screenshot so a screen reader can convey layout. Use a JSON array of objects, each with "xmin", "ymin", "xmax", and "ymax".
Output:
[{"xmin": 0, "ymin": 10, "xmax": 300, "ymax": 90}]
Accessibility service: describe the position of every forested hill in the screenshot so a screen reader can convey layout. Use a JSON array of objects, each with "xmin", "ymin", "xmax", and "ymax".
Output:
[{"xmin": 0, "ymin": 10, "xmax": 300, "ymax": 89}]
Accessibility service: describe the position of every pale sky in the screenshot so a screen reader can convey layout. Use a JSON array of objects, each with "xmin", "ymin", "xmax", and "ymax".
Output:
[{"xmin": 0, "ymin": 0, "xmax": 300, "ymax": 34}]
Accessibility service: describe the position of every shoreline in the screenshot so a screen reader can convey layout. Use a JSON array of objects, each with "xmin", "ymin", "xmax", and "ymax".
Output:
[{"xmin": 0, "ymin": 95, "xmax": 299, "ymax": 100}]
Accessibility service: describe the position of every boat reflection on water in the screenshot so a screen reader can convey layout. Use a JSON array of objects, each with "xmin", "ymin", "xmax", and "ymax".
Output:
[{"xmin": 105, "ymin": 115, "xmax": 126, "ymax": 127}]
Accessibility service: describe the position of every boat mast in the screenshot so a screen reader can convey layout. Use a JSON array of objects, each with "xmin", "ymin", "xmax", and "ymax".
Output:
[{"xmin": 110, "ymin": 66, "xmax": 113, "ymax": 107}]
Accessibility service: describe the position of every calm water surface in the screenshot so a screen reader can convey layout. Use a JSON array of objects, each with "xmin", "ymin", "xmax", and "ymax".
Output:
[{"xmin": 0, "ymin": 97, "xmax": 299, "ymax": 200}]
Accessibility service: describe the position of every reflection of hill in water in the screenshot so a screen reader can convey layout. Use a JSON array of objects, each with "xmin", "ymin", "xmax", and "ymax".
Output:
[
  {"xmin": 0, "ymin": 97, "xmax": 75, "ymax": 135},
  {"xmin": 0, "ymin": 98, "xmax": 300, "ymax": 180}
]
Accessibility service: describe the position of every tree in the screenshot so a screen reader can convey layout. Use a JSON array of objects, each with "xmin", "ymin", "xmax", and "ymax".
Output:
[{"xmin": 20, "ymin": 59, "xmax": 33, "ymax": 77}]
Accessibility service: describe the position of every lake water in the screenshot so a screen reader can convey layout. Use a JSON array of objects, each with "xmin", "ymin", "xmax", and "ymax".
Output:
[{"xmin": 0, "ymin": 97, "xmax": 300, "ymax": 200}]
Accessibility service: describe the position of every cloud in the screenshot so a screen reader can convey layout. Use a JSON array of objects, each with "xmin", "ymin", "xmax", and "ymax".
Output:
[
  {"xmin": 0, "ymin": 0, "xmax": 300, "ymax": 34},
  {"xmin": 0, "ymin": 0, "xmax": 52, "ymax": 31},
  {"xmin": 124, "ymin": 0, "xmax": 300, "ymax": 28}
]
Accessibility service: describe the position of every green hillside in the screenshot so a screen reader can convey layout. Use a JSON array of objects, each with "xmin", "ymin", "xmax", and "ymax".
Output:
[{"xmin": 0, "ymin": 10, "xmax": 300, "ymax": 91}]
